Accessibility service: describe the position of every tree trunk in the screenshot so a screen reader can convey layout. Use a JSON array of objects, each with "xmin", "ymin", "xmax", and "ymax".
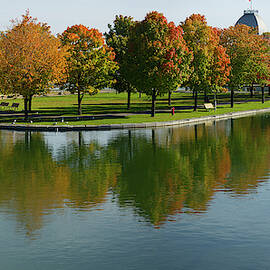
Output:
[
  {"xmin": 151, "ymin": 89, "xmax": 156, "ymax": 117},
  {"xmin": 28, "ymin": 95, "xmax": 33, "ymax": 112},
  {"xmin": 268, "ymin": 86, "xmax": 270, "ymax": 96},
  {"xmin": 77, "ymin": 89, "xmax": 83, "ymax": 115},
  {"xmin": 127, "ymin": 90, "xmax": 131, "ymax": 110},
  {"xmin": 204, "ymin": 89, "xmax": 208, "ymax": 103},
  {"xmin": 231, "ymin": 89, "xmax": 234, "ymax": 108},
  {"xmin": 194, "ymin": 90, "xmax": 198, "ymax": 111},
  {"xmin": 168, "ymin": 91, "xmax": 172, "ymax": 107},
  {"xmin": 262, "ymin": 86, "xmax": 265, "ymax": 104},
  {"xmin": 24, "ymin": 97, "xmax": 29, "ymax": 120},
  {"xmin": 250, "ymin": 84, "xmax": 254, "ymax": 98},
  {"xmin": 139, "ymin": 92, "xmax": 142, "ymax": 98},
  {"xmin": 214, "ymin": 92, "xmax": 217, "ymax": 111}
]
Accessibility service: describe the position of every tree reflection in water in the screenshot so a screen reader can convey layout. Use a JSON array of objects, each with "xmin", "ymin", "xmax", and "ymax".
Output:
[{"xmin": 0, "ymin": 114, "xmax": 269, "ymax": 236}]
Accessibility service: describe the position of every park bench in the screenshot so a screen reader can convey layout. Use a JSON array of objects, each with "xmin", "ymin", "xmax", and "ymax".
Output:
[
  {"xmin": 0, "ymin": 102, "xmax": 19, "ymax": 111},
  {"xmin": 204, "ymin": 103, "xmax": 214, "ymax": 111},
  {"xmin": 0, "ymin": 102, "xmax": 9, "ymax": 110},
  {"xmin": 10, "ymin": 103, "xmax": 20, "ymax": 111}
]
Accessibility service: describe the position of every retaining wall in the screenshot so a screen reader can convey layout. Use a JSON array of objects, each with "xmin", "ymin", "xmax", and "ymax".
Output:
[{"xmin": 0, "ymin": 108, "xmax": 269, "ymax": 132}]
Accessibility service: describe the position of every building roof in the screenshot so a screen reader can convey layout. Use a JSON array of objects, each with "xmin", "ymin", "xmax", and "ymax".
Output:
[{"xmin": 235, "ymin": 10, "xmax": 268, "ymax": 35}]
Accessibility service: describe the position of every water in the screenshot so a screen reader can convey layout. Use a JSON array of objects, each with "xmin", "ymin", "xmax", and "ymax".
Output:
[{"xmin": 0, "ymin": 114, "xmax": 270, "ymax": 270}]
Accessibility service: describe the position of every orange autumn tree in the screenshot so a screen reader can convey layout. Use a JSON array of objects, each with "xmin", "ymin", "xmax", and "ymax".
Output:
[
  {"xmin": 60, "ymin": 25, "xmax": 118, "ymax": 115},
  {"xmin": 221, "ymin": 25, "xmax": 269, "ymax": 107},
  {"xmin": 181, "ymin": 14, "xmax": 230, "ymax": 110},
  {"xmin": 0, "ymin": 12, "xmax": 67, "ymax": 118},
  {"xmin": 181, "ymin": 14, "xmax": 212, "ymax": 110},
  {"xmin": 207, "ymin": 27, "xmax": 231, "ymax": 108}
]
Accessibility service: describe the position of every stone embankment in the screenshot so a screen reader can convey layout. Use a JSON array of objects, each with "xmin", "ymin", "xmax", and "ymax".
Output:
[{"xmin": 0, "ymin": 108, "xmax": 269, "ymax": 132}]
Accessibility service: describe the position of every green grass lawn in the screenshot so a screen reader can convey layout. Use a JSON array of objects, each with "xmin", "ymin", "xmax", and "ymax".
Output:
[{"xmin": 1, "ymin": 91, "xmax": 269, "ymax": 125}]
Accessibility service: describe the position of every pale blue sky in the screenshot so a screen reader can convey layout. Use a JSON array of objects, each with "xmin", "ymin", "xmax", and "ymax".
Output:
[{"xmin": 0, "ymin": 0, "xmax": 269, "ymax": 34}]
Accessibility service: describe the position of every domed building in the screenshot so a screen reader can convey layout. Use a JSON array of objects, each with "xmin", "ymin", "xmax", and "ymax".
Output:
[{"xmin": 235, "ymin": 10, "xmax": 268, "ymax": 35}]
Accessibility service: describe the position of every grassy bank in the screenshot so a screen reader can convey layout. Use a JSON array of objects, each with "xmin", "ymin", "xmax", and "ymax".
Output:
[{"xmin": 1, "ymin": 91, "xmax": 269, "ymax": 125}]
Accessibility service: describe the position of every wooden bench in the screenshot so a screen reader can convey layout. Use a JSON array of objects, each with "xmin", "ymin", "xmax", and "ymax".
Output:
[
  {"xmin": 0, "ymin": 102, "xmax": 19, "ymax": 111},
  {"xmin": 10, "ymin": 103, "xmax": 20, "ymax": 110},
  {"xmin": 204, "ymin": 103, "xmax": 214, "ymax": 111},
  {"xmin": 0, "ymin": 102, "xmax": 9, "ymax": 110}
]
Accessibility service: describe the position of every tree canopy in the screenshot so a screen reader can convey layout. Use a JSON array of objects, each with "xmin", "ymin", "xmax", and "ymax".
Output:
[
  {"xmin": 123, "ymin": 11, "xmax": 192, "ymax": 116},
  {"xmin": 221, "ymin": 24, "xmax": 270, "ymax": 106},
  {"xmin": 0, "ymin": 12, "xmax": 67, "ymax": 117},
  {"xmin": 60, "ymin": 24, "xmax": 118, "ymax": 115},
  {"xmin": 181, "ymin": 14, "xmax": 230, "ymax": 110},
  {"xmin": 105, "ymin": 15, "xmax": 136, "ymax": 109}
]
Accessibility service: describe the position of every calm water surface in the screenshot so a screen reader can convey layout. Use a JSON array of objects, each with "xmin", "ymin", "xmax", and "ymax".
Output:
[{"xmin": 0, "ymin": 114, "xmax": 270, "ymax": 270}]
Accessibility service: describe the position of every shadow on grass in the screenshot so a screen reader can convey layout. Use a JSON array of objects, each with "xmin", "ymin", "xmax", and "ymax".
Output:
[
  {"xmin": 36, "ymin": 94, "xmax": 265, "ymax": 116},
  {"xmin": 0, "ymin": 92, "xmax": 268, "ymax": 124},
  {"xmin": 39, "ymin": 103, "xmax": 153, "ymax": 115},
  {"xmin": 0, "ymin": 113, "xmax": 129, "ymax": 123}
]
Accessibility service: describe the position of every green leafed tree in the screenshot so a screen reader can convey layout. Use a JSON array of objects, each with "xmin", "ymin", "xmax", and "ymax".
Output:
[
  {"xmin": 60, "ymin": 25, "xmax": 118, "ymax": 115},
  {"xmin": 105, "ymin": 15, "xmax": 136, "ymax": 110},
  {"xmin": 123, "ymin": 11, "xmax": 192, "ymax": 117},
  {"xmin": 221, "ymin": 25, "xmax": 269, "ymax": 107},
  {"xmin": 245, "ymin": 34, "xmax": 270, "ymax": 103},
  {"xmin": 181, "ymin": 14, "xmax": 216, "ymax": 110}
]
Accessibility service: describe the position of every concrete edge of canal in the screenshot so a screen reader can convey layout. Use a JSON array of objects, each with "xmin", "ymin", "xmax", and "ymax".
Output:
[{"xmin": 0, "ymin": 107, "xmax": 270, "ymax": 132}]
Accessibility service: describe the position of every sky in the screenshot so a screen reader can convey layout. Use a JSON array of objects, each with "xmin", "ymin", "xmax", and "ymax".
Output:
[{"xmin": 0, "ymin": 0, "xmax": 269, "ymax": 35}]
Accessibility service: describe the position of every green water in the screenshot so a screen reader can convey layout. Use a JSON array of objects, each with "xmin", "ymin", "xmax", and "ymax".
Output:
[{"xmin": 0, "ymin": 114, "xmax": 270, "ymax": 269}]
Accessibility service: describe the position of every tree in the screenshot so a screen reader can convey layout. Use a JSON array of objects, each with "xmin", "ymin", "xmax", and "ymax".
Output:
[
  {"xmin": 105, "ymin": 15, "xmax": 136, "ymax": 110},
  {"xmin": 0, "ymin": 12, "xmax": 67, "ymax": 118},
  {"xmin": 60, "ymin": 25, "xmax": 118, "ymax": 115},
  {"xmin": 248, "ymin": 35, "xmax": 270, "ymax": 103},
  {"xmin": 207, "ymin": 28, "xmax": 231, "ymax": 109},
  {"xmin": 123, "ymin": 11, "xmax": 192, "ymax": 117},
  {"xmin": 181, "ymin": 14, "xmax": 219, "ymax": 110},
  {"xmin": 221, "ymin": 25, "xmax": 249, "ymax": 107},
  {"xmin": 220, "ymin": 25, "xmax": 269, "ymax": 107}
]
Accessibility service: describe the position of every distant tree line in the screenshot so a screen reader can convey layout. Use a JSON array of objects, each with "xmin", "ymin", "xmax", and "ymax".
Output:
[{"xmin": 0, "ymin": 10, "xmax": 269, "ymax": 117}]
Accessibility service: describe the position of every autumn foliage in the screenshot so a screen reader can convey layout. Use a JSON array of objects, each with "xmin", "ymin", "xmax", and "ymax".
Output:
[
  {"xmin": 0, "ymin": 11, "xmax": 269, "ymax": 117},
  {"xmin": 60, "ymin": 24, "xmax": 118, "ymax": 115},
  {"xmin": 208, "ymin": 28, "xmax": 231, "ymax": 95},
  {"xmin": 123, "ymin": 11, "xmax": 192, "ymax": 116},
  {"xmin": 0, "ymin": 12, "xmax": 67, "ymax": 117},
  {"xmin": 181, "ymin": 14, "xmax": 231, "ymax": 110},
  {"xmin": 221, "ymin": 24, "xmax": 270, "ymax": 106}
]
